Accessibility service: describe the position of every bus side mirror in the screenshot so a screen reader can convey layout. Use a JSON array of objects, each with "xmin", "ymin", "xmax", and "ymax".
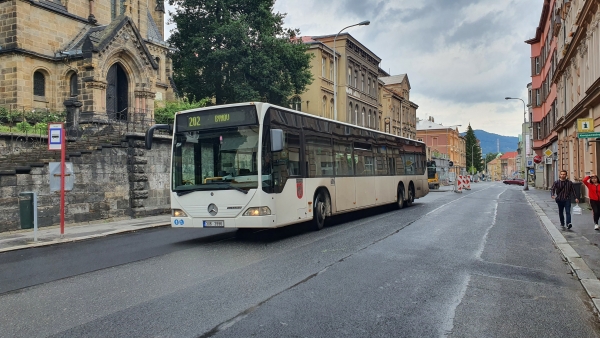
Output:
[
  {"xmin": 145, "ymin": 124, "xmax": 172, "ymax": 149},
  {"xmin": 271, "ymin": 129, "xmax": 284, "ymax": 152}
]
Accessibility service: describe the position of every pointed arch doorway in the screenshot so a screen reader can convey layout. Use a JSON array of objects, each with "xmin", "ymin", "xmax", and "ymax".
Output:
[{"xmin": 106, "ymin": 63, "xmax": 129, "ymax": 121}]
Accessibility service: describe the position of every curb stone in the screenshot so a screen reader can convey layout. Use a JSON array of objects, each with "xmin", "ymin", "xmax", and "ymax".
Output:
[{"xmin": 0, "ymin": 223, "xmax": 170, "ymax": 253}]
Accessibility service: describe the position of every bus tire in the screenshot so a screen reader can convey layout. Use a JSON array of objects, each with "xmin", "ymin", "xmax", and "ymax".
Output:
[
  {"xmin": 396, "ymin": 186, "xmax": 405, "ymax": 209},
  {"xmin": 407, "ymin": 183, "xmax": 415, "ymax": 207},
  {"xmin": 313, "ymin": 192, "xmax": 327, "ymax": 231}
]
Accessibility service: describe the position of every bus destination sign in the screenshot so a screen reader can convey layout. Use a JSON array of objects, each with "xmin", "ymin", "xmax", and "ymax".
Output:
[{"xmin": 177, "ymin": 105, "xmax": 258, "ymax": 132}]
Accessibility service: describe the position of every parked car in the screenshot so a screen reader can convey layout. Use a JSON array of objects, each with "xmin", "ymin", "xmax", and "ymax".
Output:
[{"xmin": 503, "ymin": 178, "xmax": 524, "ymax": 186}]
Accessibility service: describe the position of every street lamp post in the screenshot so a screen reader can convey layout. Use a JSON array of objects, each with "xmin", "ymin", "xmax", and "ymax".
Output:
[
  {"xmin": 505, "ymin": 97, "xmax": 529, "ymax": 191},
  {"xmin": 333, "ymin": 20, "xmax": 370, "ymax": 121}
]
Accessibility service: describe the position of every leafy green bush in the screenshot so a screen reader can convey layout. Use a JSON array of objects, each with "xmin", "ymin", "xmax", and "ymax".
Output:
[
  {"xmin": 16, "ymin": 121, "xmax": 32, "ymax": 133},
  {"xmin": 33, "ymin": 122, "xmax": 47, "ymax": 134},
  {"xmin": 154, "ymin": 98, "xmax": 211, "ymax": 125},
  {"xmin": 0, "ymin": 108, "xmax": 22, "ymax": 124}
]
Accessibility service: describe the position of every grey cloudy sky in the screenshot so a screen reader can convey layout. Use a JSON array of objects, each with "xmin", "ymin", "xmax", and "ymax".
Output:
[{"xmin": 165, "ymin": 0, "xmax": 543, "ymax": 136}]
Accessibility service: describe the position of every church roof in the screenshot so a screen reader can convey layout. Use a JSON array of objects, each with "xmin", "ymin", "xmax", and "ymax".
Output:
[
  {"xmin": 67, "ymin": 16, "xmax": 158, "ymax": 69},
  {"xmin": 147, "ymin": 10, "xmax": 166, "ymax": 44}
]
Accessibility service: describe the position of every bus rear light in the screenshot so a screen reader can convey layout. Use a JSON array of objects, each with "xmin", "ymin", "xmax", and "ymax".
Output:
[
  {"xmin": 243, "ymin": 206, "xmax": 271, "ymax": 216},
  {"xmin": 172, "ymin": 209, "xmax": 188, "ymax": 217}
]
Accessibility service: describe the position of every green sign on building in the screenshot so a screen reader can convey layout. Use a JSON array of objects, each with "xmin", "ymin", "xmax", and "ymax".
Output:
[{"xmin": 578, "ymin": 132, "xmax": 600, "ymax": 138}]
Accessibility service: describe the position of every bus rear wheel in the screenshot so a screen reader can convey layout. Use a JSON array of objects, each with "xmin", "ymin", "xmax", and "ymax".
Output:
[
  {"xmin": 313, "ymin": 193, "xmax": 326, "ymax": 231},
  {"xmin": 396, "ymin": 186, "xmax": 405, "ymax": 209},
  {"xmin": 407, "ymin": 184, "xmax": 415, "ymax": 207}
]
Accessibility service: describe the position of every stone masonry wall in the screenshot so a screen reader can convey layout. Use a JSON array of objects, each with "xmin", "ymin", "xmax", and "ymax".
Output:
[{"xmin": 0, "ymin": 134, "xmax": 171, "ymax": 232}]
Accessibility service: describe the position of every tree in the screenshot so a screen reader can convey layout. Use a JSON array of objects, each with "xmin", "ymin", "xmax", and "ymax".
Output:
[
  {"xmin": 465, "ymin": 124, "xmax": 483, "ymax": 174},
  {"xmin": 168, "ymin": 0, "xmax": 313, "ymax": 106}
]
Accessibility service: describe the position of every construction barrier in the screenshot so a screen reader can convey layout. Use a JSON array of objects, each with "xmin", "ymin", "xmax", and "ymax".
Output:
[{"xmin": 463, "ymin": 176, "xmax": 471, "ymax": 190}]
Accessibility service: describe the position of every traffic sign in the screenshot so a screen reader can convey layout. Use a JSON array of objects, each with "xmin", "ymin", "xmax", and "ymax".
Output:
[
  {"xmin": 578, "ymin": 118, "xmax": 594, "ymax": 132},
  {"xmin": 449, "ymin": 161, "xmax": 453, "ymax": 167},
  {"xmin": 529, "ymin": 169, "xmax": 535, "ymax": 175},
  {"xmin": 527, "ymin": 158, "xmax": 534, "ymax": 167},
  {"xmin": 48, "ymin": 123, "xmax": 63, "ymax": 151},
  {"xmin": 544, "ymin": 149, "xmax": 553, "ymax": 157},
  {"xmin": 578, "ymin": 132, "xmax": 600, "ymax": 138}
]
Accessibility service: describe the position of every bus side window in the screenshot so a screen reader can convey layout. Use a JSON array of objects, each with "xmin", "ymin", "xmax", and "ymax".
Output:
[{"xmin": 334, "ymin": 142, "xmax": 352, "ymax": 176}]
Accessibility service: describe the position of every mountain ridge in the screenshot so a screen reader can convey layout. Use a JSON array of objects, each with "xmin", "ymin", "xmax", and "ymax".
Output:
[{"xmin": 460, "ymin": 130, "xmax": 519, "ymax": 155}]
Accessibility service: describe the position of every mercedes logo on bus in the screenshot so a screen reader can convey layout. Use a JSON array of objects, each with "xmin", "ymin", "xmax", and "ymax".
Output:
[{"xmin": 208, "ymin": 203, "xmax": 218, "ymax": 216}]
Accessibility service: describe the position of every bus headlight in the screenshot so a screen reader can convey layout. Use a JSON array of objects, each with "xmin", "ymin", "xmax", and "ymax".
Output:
[
  {"xmin": 243, "ymin": 206, "xmax": 271, "ymax": 216},
  {"xmin": 172, "ymin": 209, "xmax": 188, "ymax": 217}
]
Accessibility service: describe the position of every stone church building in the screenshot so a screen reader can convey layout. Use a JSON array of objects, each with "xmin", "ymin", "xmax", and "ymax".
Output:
[{"xmin": 0, "ymin": 0, "xmax": 175, "ymax": 121}]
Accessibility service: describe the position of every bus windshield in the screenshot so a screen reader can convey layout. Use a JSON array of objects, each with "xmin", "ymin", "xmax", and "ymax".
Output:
[{"xmin": 172, "ymin": 126, "xmax": 260, "ymax": 193}]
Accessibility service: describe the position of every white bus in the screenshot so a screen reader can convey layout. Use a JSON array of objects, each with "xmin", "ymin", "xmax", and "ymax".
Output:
[{"xmin": 145, "ymin": 102, "xmax": 429, "ymax": 231}]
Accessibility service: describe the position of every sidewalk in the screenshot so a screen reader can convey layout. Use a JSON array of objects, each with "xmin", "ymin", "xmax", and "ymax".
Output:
[
  {"xmin": 0, "ymin": 215, "xmax": 170, "ymax": 253},
  {"xmin": 526, "ymin": 188, "xmax": 600, "ymax": 315}
]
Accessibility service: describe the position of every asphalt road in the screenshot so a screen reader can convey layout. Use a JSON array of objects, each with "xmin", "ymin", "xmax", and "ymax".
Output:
[{"xmin": 1, "ymin": 182, "xmax": 599, "ymax": 337}]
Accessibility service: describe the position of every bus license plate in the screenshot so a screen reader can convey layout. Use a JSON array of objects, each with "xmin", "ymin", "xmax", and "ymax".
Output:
[{"xmin": 203, "ymin": 220, "xmax": 224, "ymax": 228}]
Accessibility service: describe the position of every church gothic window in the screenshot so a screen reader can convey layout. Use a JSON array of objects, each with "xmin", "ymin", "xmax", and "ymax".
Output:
[
  {"xmin": 33, "ymin": 71, "xmax": 45, "ymax": 97},
  {"xmin": 70, "ymin": 73, "xmax": 78, "ymax": 97}
]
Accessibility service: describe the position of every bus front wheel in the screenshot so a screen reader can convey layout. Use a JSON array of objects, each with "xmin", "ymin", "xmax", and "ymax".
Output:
[{"xmin": 313, "ymin": 193, "xmax": 327, "ymax": 231}]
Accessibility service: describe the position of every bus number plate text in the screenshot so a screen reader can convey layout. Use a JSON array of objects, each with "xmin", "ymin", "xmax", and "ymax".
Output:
[{"xmin": 203, "ymin": 220, "xmax": 224, "ymax": 228}]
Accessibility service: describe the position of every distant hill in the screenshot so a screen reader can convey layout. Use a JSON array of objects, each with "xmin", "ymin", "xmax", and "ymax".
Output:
[{"xmin": 460, "ymin": 130, "xmax": 518, "ymax": 155}]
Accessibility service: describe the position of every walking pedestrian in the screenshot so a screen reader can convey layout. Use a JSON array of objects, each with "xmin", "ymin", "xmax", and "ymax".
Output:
[
  {"xmin": 583, "ymin": 172, "xmax": 600, "ymax": 230},
  {"xmin": 551, "ymin": 170, "xmax": 579, "ymax": 229}
]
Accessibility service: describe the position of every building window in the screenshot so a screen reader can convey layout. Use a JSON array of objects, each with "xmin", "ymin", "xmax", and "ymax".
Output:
[
  {"xmin": 354, "ymin": 105, "xmax": 358, "ymax": 125},
  {"xmin": 354, "ymin": 70, "xmax": 358, "ymax": 88},
  {"xmin": 348, "ymin": 103, "xmax": 353, "ymax": 123},
  {"xmin": 322, "ymin": 57, "xmax": 326, "ymax": 77},
  {"xmin": 348, "ymin": 67, "xmax": 352, "ymax": 84},
  {"xmin": 367, "ymin": 78, "xmax": 371, "ymax": 94},
  {"xmin": 33, "ymin": 71, "xmax": 45, "ymax": 97},
  {"xmin": 69, "ymin": 73, "xmax": 78, "ymax": 97},
  {"xmin": 291, "ymin": 97, "xmax": 301, "ymax": 111},
  {"xmin": 329, "ymin": 99, "xmax": 334, "ymax": 119},
  {"xmin": 361, "ymin": 107, "xmax": 366, "ymax": 127},
  {"xmin": 330, "ymin": 61, "xmax": 334, "ymax": 80},
  {"xmin": 322, "ymin": 96, "xmax": 326, "ymax": 117},
  {"xmin": 155, "ymin": 57, "xmax": 161, "ymax": 81},
  {"xmin": 361, "ymin": 74, "xmax": 365, "ymax": 91}
]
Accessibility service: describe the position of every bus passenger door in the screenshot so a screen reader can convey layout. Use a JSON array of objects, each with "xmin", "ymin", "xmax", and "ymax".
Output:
[{"xmin": 334, "ymin": 149, "xmax": 355, "ymax": 212}]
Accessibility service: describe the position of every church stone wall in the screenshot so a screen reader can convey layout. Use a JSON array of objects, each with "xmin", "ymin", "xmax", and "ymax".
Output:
[{"xmin": 16, "ymin": 2, "xmax": 86, "ymax": 55}]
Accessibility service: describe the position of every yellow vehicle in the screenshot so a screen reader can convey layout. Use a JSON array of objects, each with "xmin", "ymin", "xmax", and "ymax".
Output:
[{"xmin": 427, "ymin": 160, "xmax": 439, "ymax": 190}]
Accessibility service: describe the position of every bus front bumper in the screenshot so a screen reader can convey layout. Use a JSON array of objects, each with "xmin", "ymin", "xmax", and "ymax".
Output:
[{"xmin": 170, "ymin": 215, "xmax": 277, "ymax": 229}]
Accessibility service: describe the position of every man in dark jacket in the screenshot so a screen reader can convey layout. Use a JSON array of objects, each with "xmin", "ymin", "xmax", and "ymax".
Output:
[{"xmin": 551, "ymin": 170, "xmax": 579, "ymax": 229}]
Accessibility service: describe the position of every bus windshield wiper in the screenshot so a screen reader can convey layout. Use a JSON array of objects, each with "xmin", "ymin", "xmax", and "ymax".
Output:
[
  {"xmin": 218, "ymin": 183, "xmax": 248, "ymax": 194},
  {"xmin": 175, "ymin": 187, "xmax": 207, "ymax": 196}
]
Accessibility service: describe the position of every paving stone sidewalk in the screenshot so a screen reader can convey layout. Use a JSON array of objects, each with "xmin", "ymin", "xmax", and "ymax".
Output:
[
  {"xmin": 0, "ymin": 215, "xmax": 170, "ymax": 253},
  {"xmin": 526, "ymin": 187, "xmax": 600, "ymax": 317}
]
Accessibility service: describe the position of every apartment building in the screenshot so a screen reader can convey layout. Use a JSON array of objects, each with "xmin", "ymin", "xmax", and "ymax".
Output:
[
  {"xmin": 380, "ymin": 74, "xmax": 418, "ymax": 139},
  {"xmin": 529, "ymin": 0, "xmax": 600, "ymax": 187},
  {"xmin": 297, "ymin": 34, "xmax": 381, "ymax": 130},
  {"xmin": 416, "ymin": 117, "xmax": 466, "ymax": 169},
  {"xmin": 297, "ymin": 34, "xmax": 418, "ymax": 138}
]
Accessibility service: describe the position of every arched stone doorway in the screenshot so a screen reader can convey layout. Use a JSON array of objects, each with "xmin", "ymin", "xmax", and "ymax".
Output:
[{"xmin": 106, "ymin": 63, "xmax": 129, "ymax": 121}]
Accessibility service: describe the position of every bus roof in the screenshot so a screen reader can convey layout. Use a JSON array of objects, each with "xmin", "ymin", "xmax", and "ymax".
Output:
[{"xmin": 176, "ymin": 102, "xmax": 425, "ymax": 146}]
